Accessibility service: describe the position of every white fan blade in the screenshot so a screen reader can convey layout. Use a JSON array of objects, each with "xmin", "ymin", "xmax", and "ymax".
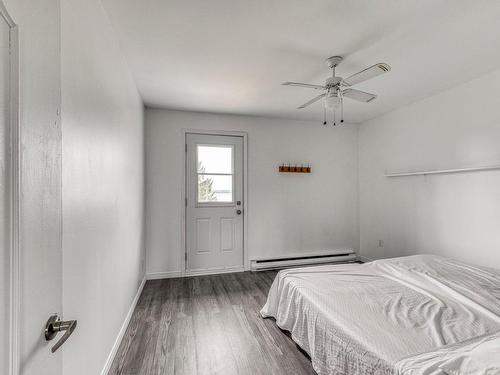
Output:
[
  {"xmin": 298, "ymin": 93, "xmax": 326, "ymax": 109},
  {"xmin": 283, "ymin": 82, "xmax": 325, "ymax": 90},
  {"xmin": 342, "ymin": 63, "xmax": 390, "ymax": 87},
  {"xmin": 342, "ymin": 88, "xmax": 377, "ymax": 103}
]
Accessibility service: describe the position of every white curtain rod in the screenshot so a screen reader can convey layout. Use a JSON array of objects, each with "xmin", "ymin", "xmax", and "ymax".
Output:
[{"xmin": 385, "ymin": 164, "xmax": 500, "ymax": 177}]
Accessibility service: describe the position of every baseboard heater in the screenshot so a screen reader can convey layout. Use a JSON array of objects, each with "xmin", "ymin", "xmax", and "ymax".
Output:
[{"xmin": 251, "ymin": 249, "xmax": 357, "ymax": 271}]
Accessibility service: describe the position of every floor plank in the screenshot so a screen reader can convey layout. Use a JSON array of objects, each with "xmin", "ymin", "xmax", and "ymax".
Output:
[{"xmin": 108, "ymin": 271, "xmax": 316, "ymax": 375}]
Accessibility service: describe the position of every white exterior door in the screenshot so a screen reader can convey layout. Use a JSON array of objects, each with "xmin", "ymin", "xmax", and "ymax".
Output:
[{"xmin": 186, "ymin": 133, "xmax": 244, "ymax": 273}]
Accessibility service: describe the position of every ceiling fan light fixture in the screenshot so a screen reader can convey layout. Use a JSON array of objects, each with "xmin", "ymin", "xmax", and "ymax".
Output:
[{"xmin": 325, "ymin": 93, "xmax": 341, "ymax": 110}]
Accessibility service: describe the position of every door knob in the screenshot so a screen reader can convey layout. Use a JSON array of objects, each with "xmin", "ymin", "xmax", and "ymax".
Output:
[
  {"xmin": 236, "ymin": 209, "xmax": 242, "ymax": 215},
  {"xmin": 45, "ymin": 314, "xmax": 77, "ymax": 353}
]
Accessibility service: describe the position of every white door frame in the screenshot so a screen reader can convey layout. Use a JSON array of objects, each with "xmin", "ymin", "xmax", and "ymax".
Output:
[
  {"xmin": 181, "ymin": 129, "xmax": 249, "ymax": 276},
  {"xmin": 0, "ymin": 2, "xmax": 19, "ymax": 375}
]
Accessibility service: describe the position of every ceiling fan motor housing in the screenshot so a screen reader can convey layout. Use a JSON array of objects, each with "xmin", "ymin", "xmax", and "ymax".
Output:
[{"xmin": 325, "ymin": 76, "xmax": 342, "ymax": 88}]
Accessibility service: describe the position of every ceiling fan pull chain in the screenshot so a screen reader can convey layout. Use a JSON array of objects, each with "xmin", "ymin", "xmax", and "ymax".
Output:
[
  {"xmin": 333, "ymin": 109, "xmax": 336, "ymax": 126},
  {"xmin": 323, "ymin": 105, "xmax": 327, "ymax": 125},
  {"xmin": 341, "ymin": 96, "xmax": 344, "ymax": 123}
]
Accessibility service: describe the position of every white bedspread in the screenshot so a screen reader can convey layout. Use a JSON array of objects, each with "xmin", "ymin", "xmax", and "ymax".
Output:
[
  {"xmin": 395, "ymin": 331, "xmax": 500, "ymax": 375},
  {"xmin": 260, "ymin": 255, "xmax": 500, "ymax": 375}
]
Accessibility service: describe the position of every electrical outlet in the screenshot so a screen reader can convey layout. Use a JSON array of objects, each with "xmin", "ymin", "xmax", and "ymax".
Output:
[{"xmin": 378, "ymin": 240, "xmax": 384, "ymax": 247}]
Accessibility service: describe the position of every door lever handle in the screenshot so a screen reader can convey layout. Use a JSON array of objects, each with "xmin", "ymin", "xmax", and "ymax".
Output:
[{"xmin": 45, "ymin": 314, "xmax": 77, "ymax": 353}]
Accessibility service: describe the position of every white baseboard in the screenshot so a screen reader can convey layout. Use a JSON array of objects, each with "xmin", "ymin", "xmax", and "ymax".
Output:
[
  {"xmin": 146, "ymin": 270, "xmax": 182, "ymax": 280},
  {"xmin": 358, "ymin": 255, "xmax": 374, "ymax": 263},
  {"xmin": 100, "ymin": 276, "xmax": 146, "ymax": 375},
  {"xmin": 146, "ymin": 267, "xmax": 245, "ymax": 280},
  {"xmin": 185, "ymin": 267, "xmax": 244, "ymax": 277}
]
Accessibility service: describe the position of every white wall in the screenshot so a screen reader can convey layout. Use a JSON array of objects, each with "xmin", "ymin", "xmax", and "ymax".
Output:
[
  {"xmin": 146, "ymin": 109, "xmax": 359, "ymax": 275},
  {"xmin": 2, "ymin": 0, "xmax": 63, "ymax": 374},
  {"xmin": 61, "ymin": 0, "xmax": 144, "ymax": 374},
  {"xmin": 359, "ymin": 67, "xmax": 500, "ymax": 269},
  {"xmin": 0, "ymin": 12, "xmax": 11, "ymax": 374}
]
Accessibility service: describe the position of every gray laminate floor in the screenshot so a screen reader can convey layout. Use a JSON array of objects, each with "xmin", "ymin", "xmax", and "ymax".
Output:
[{"xmin": 108, "ymin": 270, "xmax": 316, "ymax": 375}]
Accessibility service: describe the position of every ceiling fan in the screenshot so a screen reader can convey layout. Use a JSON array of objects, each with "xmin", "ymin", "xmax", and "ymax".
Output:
[{"xmin": 283, "ymin": 56, "xmax": 390, "ymax": 125}]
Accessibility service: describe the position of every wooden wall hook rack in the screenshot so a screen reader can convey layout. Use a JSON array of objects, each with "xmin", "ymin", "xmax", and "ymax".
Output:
[{"xmin": 278, "ymin": 164, "xmax": 311, "ymax": 173}]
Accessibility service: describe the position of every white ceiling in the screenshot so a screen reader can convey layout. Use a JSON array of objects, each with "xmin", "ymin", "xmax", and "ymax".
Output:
[{"xmin": 102, "ymin": 0, "xmax": 500, "ymax": 123}]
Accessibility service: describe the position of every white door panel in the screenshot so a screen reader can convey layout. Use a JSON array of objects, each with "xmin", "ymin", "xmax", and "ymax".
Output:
[
  {"xmin": 186, "ymin": 134, "xmax": 244, "ymax": 272},
  {"xmin": 0, "ymin": 4, "xmax": 63, "ymax": 374},
  {"xmin": 220, "ymin": 217, "xmax": 235, "ymax": 251},
  {"xmin": 195, "ymin": 217, "xmax": 211, "ymax": 253}
]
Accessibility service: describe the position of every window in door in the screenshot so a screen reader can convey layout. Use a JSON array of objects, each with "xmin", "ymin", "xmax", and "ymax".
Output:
[{"xmin": 196, "ymin": 144, "xmax": 234, "ymax": 203}]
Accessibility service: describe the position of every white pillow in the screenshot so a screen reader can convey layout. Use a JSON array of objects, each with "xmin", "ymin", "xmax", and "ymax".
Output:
[{"xmin": 439, "ymin": 336, "xmax": 500, "ymax": 375}]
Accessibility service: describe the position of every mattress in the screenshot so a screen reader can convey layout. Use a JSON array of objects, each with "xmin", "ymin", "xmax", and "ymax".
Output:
[{"xmin": 260, "ymin": 255, "xmax": 500, "ymax": 375}]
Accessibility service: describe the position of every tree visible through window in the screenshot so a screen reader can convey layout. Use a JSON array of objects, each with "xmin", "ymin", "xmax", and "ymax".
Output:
[{"xmin": 197, "ymin": 161, "xmax": 217, "ymax": 202}]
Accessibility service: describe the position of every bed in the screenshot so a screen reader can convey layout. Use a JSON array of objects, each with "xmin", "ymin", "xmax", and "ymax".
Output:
[{"xmin": 260, "ymin": 255, "xmax": 500, "ymax": 375}]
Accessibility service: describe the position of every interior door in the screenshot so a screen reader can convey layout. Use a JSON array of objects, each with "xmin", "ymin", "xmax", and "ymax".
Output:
[
  {"xmin": 0, "ymin": 3, "xmax": 65, "ymax": 374},
  {"xmin": 186, "ymin": 133, "xmax": 244, "ymax": 273},
  {"xmin": 0, "ymin": 10, "xmax": 11, "ymax": 375}
]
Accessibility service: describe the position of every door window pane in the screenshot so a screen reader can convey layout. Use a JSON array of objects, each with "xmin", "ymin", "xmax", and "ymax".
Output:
[
  {"xmin": 197, "ymin": 144, "xmax": 234, "ymax": 203},
  {"xmin": 197, "ymin": 145, "xmax": 233, "ymax": 174},
  {"xmin": 198, "ymin": 175, "xmax": 233, "ymax": 202}
]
